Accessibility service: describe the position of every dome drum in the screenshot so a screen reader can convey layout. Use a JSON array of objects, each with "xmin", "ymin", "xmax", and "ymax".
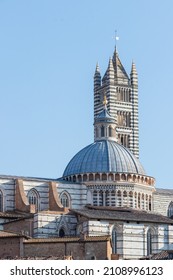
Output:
[{"xmin": 63, "ymin": 172, "xmax": 155, "ymax": 186}]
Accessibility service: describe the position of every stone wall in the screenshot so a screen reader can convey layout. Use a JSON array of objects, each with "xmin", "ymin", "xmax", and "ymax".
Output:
[
  {"xmin": 4, "ymin": 218, "xmax": 34, "ymax": 237},
  {"xmin": 24, "ymin": 238, "xmax": 110, "ymax": 260},
  {"xmin": 0, "ymin": 237, "xmax": 23, "ymax": 258},
  {"xmin": 0, "ymin": 235, "xmax": 111, "ymax": 260}
]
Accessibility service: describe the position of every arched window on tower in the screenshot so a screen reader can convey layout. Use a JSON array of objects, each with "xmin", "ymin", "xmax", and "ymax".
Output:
[
  {"xmin": 109, "ymin": 126, "xmax": 112, "ymax": 137},
  {"xmin": 101, "ymin": 126, "xmax": 105, "ymax": 137},
  {"xmin": 0, "ymin": 190, "xmax": 3, "ymax": 212},
  {"xmin": 28, "ymin": 189, "xmax": 39, "ymax": 212},
  {"xmin": 167, "ymin": 201, "xmax": 173, "ymax": 218},
  {"xmin": 60, "ymin": 192, "xmax": 70, "ymax": 208}
]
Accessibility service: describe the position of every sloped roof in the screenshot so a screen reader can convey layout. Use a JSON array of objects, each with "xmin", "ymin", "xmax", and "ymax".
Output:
[
  {"xmin": 71, "ymin": 206, "xmax": 173, "ymax": 224},
  {"xmin": 0, "ymin": 230, "xmax": 28, "ymax": 238}
]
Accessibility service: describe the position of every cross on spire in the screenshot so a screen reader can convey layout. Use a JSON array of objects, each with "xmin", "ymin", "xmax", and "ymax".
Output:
[{"xmin": 112, "ymin": 30, "xmax": 119, "ymax": 48}]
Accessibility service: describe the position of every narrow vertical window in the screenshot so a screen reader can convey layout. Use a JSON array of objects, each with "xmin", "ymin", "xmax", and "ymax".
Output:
[
  {"xmin": 147, "ymin": 229, "xmax": 153, "ymax": 255},
  {"xmin": 112, "ymin": 228, "xmax": 117, "ymax": 254}
]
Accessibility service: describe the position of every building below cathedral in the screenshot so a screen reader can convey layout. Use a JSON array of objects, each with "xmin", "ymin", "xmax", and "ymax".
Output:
[{"xmin": 0, "ymin": 45, "xmax": 173, "ymax": 260}]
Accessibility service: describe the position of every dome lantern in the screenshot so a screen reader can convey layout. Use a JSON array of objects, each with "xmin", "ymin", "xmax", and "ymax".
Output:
[{"xmin": 94, "ymin": 95, "xmax": 117, "ymax": 142}]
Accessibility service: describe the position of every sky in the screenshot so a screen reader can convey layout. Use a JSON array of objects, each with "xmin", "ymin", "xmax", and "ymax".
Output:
[{"xmin": 0, "ymin": 0, "xmax": 173, "ymax": 189}]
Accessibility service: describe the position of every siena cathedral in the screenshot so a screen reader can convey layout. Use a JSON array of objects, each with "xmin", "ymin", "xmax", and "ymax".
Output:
[{"xmin": 0, "ymin": 46, "xmax": 173, "ymax": 259}]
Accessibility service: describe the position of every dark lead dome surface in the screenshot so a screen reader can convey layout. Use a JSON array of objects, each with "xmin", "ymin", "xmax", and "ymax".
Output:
[{"xmin": 63, "ymin": 140, "xmax": 145, "ymax": 177}]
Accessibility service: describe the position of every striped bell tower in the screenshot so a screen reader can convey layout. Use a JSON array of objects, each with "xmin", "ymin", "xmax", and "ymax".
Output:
[{"xmin": 94, "ymin": 47, "xmax": 139, "ymax": 158}]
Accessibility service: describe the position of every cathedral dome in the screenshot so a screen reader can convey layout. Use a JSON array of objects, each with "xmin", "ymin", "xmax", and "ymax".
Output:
[{"xmin": 63, "ymin": 140, "xmax": 145, "ymax": 177}]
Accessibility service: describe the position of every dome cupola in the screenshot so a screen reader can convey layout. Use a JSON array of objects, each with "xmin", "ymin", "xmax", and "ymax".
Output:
[{"xmin": 94, "ymin": 95, "xmax": 117, "ymax": 142}]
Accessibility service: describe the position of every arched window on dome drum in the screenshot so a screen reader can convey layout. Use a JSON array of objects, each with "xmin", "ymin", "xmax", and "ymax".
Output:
[
  {"xmin": 72, "ymin": 176, "xmax": 76, "ymax": 182},
  {"xmin": 0, "ymin": 190, "xmax": 3, "ymax": 212},
  {"xmin": 108, "ymin": 173, "xmax": 114, "ymax": 181},
  {"xmin": 60, "ymin": 193, "xmax": 70, "ymax": 208},
  {"xmin": 28, "ymin": 189, "xmax": 39, "ymax": 212},
  {"xmin": 89, "ymin": 173, "xmax": 94, "ymax": 181},
  {"xmin": 101, "ymin": 126, "xmax": 105, "ymax": 137},
  {"xmin": 167, "ymin": 202, "xmax": 173, "ymax": 218},
  {"xmin": 77, "ymin": 175, "xmax": 82, "ymax": 182},
  {"xmin": 102, "ymin": 173, "xmax": 107, "ymax": 181},
  {"xmin": 112, "ymin": 228, "xmax": 117, "ymax": 254}
]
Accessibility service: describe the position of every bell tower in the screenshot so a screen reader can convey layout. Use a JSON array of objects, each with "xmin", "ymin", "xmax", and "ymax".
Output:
[{"xmin": 94, "ymin": 47, "xmax": 139, "ymax": 158}]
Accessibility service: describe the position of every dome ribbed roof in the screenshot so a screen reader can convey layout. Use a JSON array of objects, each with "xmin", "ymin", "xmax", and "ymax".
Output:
[{"xmin": 63, "ymin": 140, "xmax": 145, "ymax": 177}]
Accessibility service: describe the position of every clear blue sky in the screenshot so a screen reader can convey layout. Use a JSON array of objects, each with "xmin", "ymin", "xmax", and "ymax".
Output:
[{"xmin": 0, "ymin": 0, "xmax": 173, "ymax": 189}]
